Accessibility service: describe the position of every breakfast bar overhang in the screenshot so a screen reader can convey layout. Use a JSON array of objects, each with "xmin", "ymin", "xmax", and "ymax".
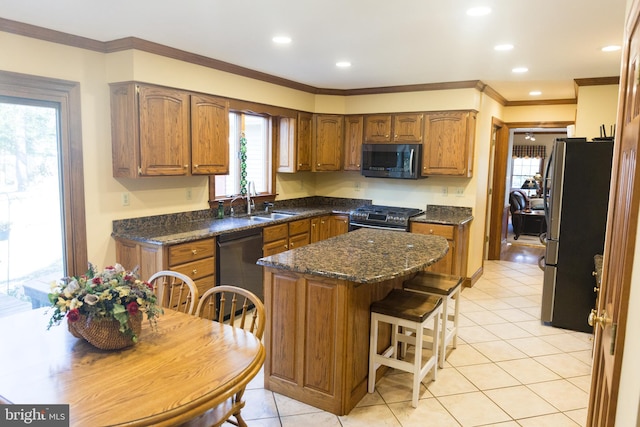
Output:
[{"xmin": 257, "ymin": 228, "xmax": 449, "ymax": 415}]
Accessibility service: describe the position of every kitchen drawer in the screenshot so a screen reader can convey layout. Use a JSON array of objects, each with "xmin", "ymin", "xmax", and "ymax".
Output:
[
  {"xmin": 264, "ymin": 224, "xmax": 288, "ymax": 242},
  {"xmin": 168, "ymin": 238, "xmax": 215, "ymax": 266},
  {"xmin": 263, "ymin": 238, "xmax": 288, "ymax": 256},
  {"xmin": 289, "ymin": 232, "xmax": 310, "ymax": 249},
  {"xmin": 171, "ymin": 258, "xmax": 215, "ymax": 281},
  {"xmin": 289, "ymin": 218, "xmax": 310, "ymax": 236},
  {"xmin": 411, "ymin": 222, "xmax": 454, "ymax": 240}
]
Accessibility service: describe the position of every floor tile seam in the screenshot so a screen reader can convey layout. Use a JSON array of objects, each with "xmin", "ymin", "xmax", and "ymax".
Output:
[
  {"xmin": 480, "ymin": 384, "xmax": 561, "ymax": 422},
  {"xmin": 430, "ymin": 391, "xmax": 506, "ymax": 426},
  {"xmin": 453, "ymin": 360, "xmax": 525, "ymax": 391},
  {"xmin": 523, "ymin": 381, "xmax": 590, "ymax": 413}
]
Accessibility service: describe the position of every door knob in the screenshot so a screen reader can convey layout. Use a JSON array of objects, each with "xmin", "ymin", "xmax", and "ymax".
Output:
[{"xmin": 588, "ymin": 309, "xmax": 609, "ymax": 327}]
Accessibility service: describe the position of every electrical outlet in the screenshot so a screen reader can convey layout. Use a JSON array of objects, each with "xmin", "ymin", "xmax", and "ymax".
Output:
[
  {"xmin": 354, "ymin": 182, "xmax": 361, "ymax": 192},
  {"xmin": 455, "ymin": 187, "xmax": 464, "ymax": 197},
  {"xmin": 441, "ymin": 186, "xmax": 448, "ymax": 197},
  {"xmin": 186, "ymin": 188, "xmax": 192, "ymax": 200},
  {"xmin": 121, "ymin": 192, "xmax": 130, "ymax": 206}
]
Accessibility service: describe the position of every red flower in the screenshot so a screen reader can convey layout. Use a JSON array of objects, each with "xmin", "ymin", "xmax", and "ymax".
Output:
[
  {"xmin": 126, "ymin": 301, "xmax": 139, "ymax": 316},
  {"xmin": 92, "ymin": 277, "xmax": 102, "ymax": 285},
  {"xmin": 67, "ymin": 308, "xmax": 80, "ymax": 322},
  {"xmin": 144, "ymin": 281, "xmax": 153, "ymax": 290}
]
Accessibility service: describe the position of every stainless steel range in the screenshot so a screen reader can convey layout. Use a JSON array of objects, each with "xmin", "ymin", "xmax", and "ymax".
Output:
[{"xmin": 349, "ymin": 205, "xmax": 424, "ymax": 232}]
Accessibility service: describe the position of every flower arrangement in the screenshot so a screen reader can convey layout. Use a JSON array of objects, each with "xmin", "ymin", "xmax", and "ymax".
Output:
[{"xmin": 47, "ymin": 263, "xmax": 163, "ymax": 342}]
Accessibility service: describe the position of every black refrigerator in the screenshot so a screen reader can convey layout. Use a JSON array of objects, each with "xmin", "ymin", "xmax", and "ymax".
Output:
[{"xmin": 541, "ymin": 137, "xmax": 613, "ymax": 333}]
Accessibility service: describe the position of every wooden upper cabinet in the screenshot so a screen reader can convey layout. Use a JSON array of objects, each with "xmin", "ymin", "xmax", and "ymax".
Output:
[
  {"xmin": 393, "ymin": 113, "xmax": 423, "ymax": 143},
  {"xmin": 137, "ymin": 84, "xmax": 190, "ymax": 176},
  {"xmin": 343, "ymin": 115, "xmax": 363, "ymax": 171},
  {"xmin": 422, "ymin": 110, "xmax": 476, "ymax": 177},
  {"xmin": 191, "ymin": 94, "xmax": 229, "ymax": 175},
  {"xmin": 314, "ymin": 114, "xmax": 343, "ymax": 171},
  {"xmin": 297, "ymin": 112, "xmax": 313, "ymax": 171},
  {"xmin": 110, "ymin": 82, "xmax": 229, "ymax": 178},
  {"xmin": 364, "ymin": 114, "xmax": 392, "ymax": 143}
]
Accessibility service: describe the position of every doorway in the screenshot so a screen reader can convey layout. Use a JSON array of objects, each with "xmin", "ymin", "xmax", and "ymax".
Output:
[
  {"xmin": 0, "ymin": 71, "xmax": 87, "ymax": 316},
  {"xmin": 486, "ymin": 121, "xmax": 572, "ymax": 262}
]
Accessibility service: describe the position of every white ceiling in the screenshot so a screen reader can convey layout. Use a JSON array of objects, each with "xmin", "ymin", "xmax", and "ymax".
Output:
[{"xmin": 0, "ymin": 0, "xmax": 627, "ymax": 101}]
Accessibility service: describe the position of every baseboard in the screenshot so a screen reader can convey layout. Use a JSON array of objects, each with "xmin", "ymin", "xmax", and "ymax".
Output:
[{"xmin": 465, "ymin": 265, "xmax": 483, "ymax": 288}]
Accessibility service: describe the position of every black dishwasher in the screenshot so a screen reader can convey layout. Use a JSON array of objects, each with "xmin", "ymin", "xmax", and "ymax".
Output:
[{"xmin": 217, "ymin": 227, "xmax": 264, "ymax": 319}]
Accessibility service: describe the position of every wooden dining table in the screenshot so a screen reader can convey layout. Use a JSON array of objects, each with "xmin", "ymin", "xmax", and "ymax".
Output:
[{"xmin": 0, "ymin": 308, "xmax": 265, "ymax": 426}]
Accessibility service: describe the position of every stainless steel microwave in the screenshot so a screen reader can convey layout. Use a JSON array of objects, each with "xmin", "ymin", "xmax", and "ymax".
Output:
[{"xmin": 361, "ymin": 143, "xmax": 424, "ymax": 179}]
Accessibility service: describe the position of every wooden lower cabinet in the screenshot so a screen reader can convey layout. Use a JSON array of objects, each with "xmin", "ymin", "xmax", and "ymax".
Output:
[
  {"xmin": 263, "ymin": 268, "xmax": 403, "ymax": 415},
  {"xmin": 310, "ymin": 214, "xmax": 349, "ymax": 242},
  {"xmin": 263, "ymin": 219, "xmax": 311, "ymax": 256},
  {"xmin": 410, "ymin": 222, "xmax": 470, "ymax": 278},
  {"xmin": 114, "ymin": 237, "xmax": 216, "ymax": 297}
]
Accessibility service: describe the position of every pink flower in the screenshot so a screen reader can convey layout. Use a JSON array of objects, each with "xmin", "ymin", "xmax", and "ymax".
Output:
[
  {"xmin": 67, "ymin": 308, "xmax": 80, "ymax": 322},
  {"xmin": 126, "ymin": 302, "xmax": 139, "ymax": 316}
]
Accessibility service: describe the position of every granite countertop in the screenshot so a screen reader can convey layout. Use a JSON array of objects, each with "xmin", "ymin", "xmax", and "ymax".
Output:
[
  {"xmin": 411, "ymin": 205, "xmax": 473, "ymax": 226},
  {"xmin": 111, "ymin": 196, "xmax": 370, "ymax": 246},
  {"xmin": 257, "ymin": 228, "xmax": 449, "ymax": 284}
]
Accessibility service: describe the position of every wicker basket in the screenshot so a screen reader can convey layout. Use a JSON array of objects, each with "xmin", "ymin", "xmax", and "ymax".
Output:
[{"xmin": 68, "ymin": 314, "xmax": 142, "ymax": 350}]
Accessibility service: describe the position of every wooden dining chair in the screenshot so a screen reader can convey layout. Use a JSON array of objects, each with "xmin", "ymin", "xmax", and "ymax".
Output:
[
  {"xmin": 148, "ymin": 270, "xmax": 199, "ymax": 315},
  {"xmin": 184, "ymin": 285, "xmax": 265, "ymax": 427}
]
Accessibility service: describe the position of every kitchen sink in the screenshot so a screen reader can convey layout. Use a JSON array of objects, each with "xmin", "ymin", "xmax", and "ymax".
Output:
[{"xmin": 249, "ymin": 212, "xmax": 296, "ymax": 221}]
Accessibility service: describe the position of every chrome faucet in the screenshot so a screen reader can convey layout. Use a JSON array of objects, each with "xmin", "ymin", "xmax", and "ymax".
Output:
[
  {"xmin": 229, "ymin": 194, "xmax": 245, "ymax": 217},
  {"xmin": 246, "ymin": 181, "xmax": 256, "ymax": 215}
]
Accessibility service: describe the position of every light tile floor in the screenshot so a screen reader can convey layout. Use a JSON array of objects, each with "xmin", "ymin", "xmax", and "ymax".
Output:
[{"xmin": 242, "ymin": 260, "xmax": 592, "ymax": 426}]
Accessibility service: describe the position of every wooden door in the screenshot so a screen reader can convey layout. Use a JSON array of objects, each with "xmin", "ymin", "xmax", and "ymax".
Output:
[
  {"xmin": 314, "ymin": 115, "xmax": 343, "ymax": 171},
  {"xmin": 297, "ymin": 112, "xmax": 313, "ymax": 171},
  {"xmin": 392, "ymin": 113, "xmax": 423, "ymax": 143},
  {"xmin": 191, "ymin": 94, "xmax": 229, "ymax": 175},
  {"xmin": 343, "ymin": 115, "xmax": 363, "ymax": 171},
  {"xmin": 138, "ymin": 85, "xmax": 190, "ymax": 176},
  {"xmin": 277, "ymin": 116, "xmax": 296, "ymax": 173},
  {"xmin": 587, "ymin": 3, "xmax": 639, "ymax": 425}
]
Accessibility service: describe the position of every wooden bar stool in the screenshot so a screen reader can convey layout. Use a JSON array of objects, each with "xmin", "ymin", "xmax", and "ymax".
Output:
[
  {"xmin": 368, "ymin": 289, "xmax": 442, "ymax": 408},
  {"xmin": 404, "ymin": 271, "xmax": 463, "ymax": 368}
]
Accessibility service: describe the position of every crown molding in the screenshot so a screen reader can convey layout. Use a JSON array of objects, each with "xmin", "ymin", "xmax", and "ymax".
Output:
[{"xmin": 0, "ymin": 17, "xmax": 618, "ymax": 106}]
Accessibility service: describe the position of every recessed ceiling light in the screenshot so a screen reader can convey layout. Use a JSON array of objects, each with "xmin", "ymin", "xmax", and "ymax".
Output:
[
  {"xmin": 467, "ymin": 6, "xmax": 491, "ymax": 16},
  {"xmin": 336, "ymin": 61, "xmax": 351, "ymax": 68},
  {"xmin": 494, "ymin": 44, "xmax": 514, "ymax": 51},
  {"xmin": 272, "ymin": 36, "xmax": 292, "ymax": 44},
  {"xmin": 512, "ymin": 67, "xmax": 529, "ymax": 73},
  {"xmin": 529, "ymin": 91, "xmax": 542, "ymax": 96},
  {"xmin": 602, "ymin": 45, "xmax": 621, "ymax": 52}
]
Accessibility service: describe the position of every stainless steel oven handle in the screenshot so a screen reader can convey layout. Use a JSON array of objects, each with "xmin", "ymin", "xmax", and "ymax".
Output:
[{"xmin": 350, "ymin": 222, "xmax": 407, "ymax": 232}]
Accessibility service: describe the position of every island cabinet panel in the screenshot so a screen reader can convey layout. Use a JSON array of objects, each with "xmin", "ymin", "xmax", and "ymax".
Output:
[
  {"xmin": 190, "ymin": 94, "xmax": 229, "ymax": 175},
  {"xmin": 343, "ymin": 115, "xmax": 364, "ymax": 171},
  {"xmin": 303, "ymin": 278, "xmax": 345, "ymax": 395},
  {"xmin": 410, "ymin": 222, "xmax": 470, "ymax": 279},
  {"xmin": 263, "ymin": 267, "xmax": 404, "ymax": 415},
  {"xmin": 422, "ymin": 110, "xmax": 476, "ymax": 177},
  {"xmin": 314, "ymin": 114, "xmax": 343, "ymax": 171},
  {"xmin": 267, "ymin": 272, "xmax": 299, "ymax": 382}
]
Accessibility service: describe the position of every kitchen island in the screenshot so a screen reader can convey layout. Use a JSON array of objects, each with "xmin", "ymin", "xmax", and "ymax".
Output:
[{"xmin": 257, "ymin": 228, "xmax": 449, "ymax": 415}]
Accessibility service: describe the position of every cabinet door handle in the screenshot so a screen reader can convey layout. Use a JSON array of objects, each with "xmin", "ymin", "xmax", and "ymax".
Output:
[
  {"xmin": 429, "ymin": 229, "xmax": 434, "ymax": 234},
  {"xmin": 284, "ymin": 244, "xmax": 288, "ymax": 249},
  {"xmin": 184, "ymin": 164, "xmax": 189, "ymax": 169},
  {"xmin": 192, "ymin": 269, "xmax": 197, "ymax": 275},
  {"xmin": 194, "ymin": 164, "xmax": 199, "ymax": 168},
  {"xmin": 192, "ymin": 249, "xmax": 198, "ymax": 255}
]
